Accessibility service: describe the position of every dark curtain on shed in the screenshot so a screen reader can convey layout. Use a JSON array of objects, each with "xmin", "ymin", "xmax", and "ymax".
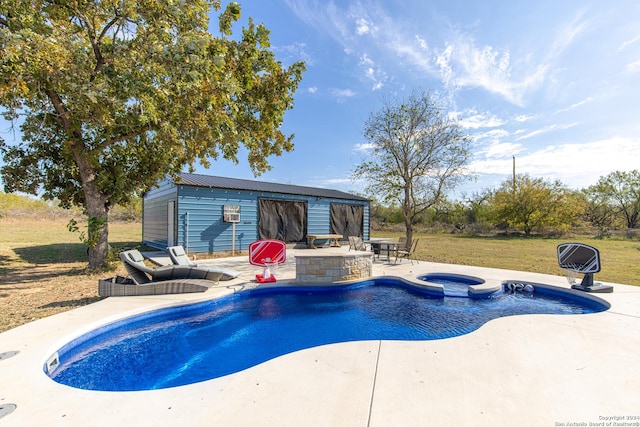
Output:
[
  {"xmin": 330, "ymin": 203, "xmax": 364, "ymax": 240},
  {"xmin": 258, "ymin": 199, "xmax": 307, "ymax": 242}
]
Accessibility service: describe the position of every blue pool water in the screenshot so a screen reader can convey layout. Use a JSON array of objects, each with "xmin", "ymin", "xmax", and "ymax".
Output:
[{"xmin": 47, "ymin": 278, "xmax": 608, "ymax": 391}]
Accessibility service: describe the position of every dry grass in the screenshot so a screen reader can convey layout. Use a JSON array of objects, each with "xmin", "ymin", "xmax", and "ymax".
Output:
[
  {"xmin": 1, "ymin": 219, "xmax": 638, "ymax": 334},
  {"xmin": 372, "ymin": 230, "xmax": 640, "ymax": 286},
  {"xmin": 0, "ymin": 218, "xmax": 139, "ymax": 333}
]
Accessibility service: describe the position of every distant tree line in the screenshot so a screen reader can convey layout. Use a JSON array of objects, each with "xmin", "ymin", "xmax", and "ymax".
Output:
[
  {"xmin": 369, "ymin": 170, "xmax": 640, "ymax": 238},
  {"xmin": 0, "ymin": 192, "xmax": 142, "ymax": 222}
]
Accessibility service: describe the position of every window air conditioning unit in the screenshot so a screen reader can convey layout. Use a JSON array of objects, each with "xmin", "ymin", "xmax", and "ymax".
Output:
[
  {"xmin": 223, "ymin": 205, "xmax": 240, "ymax": 223},
  {"xmin": 224, "ymin": 212, "xmax": 240, "ymax": 223}
]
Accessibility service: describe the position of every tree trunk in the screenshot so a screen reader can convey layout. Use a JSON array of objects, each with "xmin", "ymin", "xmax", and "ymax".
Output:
[
  {"xmin": 72, "ymin": 148, "xmax": 111, "ymax": 271},
  {"xmin": 85, "ymin": 192, "xmax": 110, "ymax": 271},
  {"xmin": 404, "ymin": 216, "xmax": 413, "ymax": 249}
]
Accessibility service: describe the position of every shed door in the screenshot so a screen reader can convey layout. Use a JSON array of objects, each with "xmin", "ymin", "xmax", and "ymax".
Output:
[
  {"xmin": 330, "ymin": 203, "xmax": 364, "ymax": 240},
  {"xmin": 258, "ymin": 199, "xmax": 307, "ymax": 243}
]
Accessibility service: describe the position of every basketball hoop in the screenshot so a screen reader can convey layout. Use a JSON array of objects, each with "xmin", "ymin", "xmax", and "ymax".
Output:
[
  {"xmin": 557, "ymin": 243, "xmax": 613, "ymax": 293},
  {"xmin": 249, "ymin": 240, "xmax": 286, "ymax": 283}
]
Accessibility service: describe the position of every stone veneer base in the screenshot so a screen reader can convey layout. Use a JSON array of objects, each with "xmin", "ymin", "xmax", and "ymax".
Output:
[{"xmin": 295, "ymin": 253, "xmax": 373, "ymax": 283}]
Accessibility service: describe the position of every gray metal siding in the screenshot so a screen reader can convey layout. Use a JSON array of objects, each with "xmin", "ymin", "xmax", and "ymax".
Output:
[{"xmin": 142, "ymin": 179, "xmax": 177, "ymax": 249}]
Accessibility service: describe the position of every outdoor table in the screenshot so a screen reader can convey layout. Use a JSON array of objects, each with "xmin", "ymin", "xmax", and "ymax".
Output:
[{"xmin": 368, "ymin": 238, "xmax": 399, "ymax": 261}]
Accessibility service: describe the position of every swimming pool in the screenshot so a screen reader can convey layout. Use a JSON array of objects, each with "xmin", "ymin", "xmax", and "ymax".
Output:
[{"xmin": 46, "ymin": 277, "xmax": 609, "ymax": 391}]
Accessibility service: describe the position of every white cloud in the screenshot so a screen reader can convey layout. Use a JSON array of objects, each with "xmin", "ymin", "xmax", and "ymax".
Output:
[
  {"xmin": 355, "ymin": 18, "xmax": 374, "ymax": 35},
  {"xmin": 555, "ymin": 97, "xmax": 593, "ymax": 114},
  {"xmin": 353, "ymin": 143, "xmax": 375, "ymax": 152},
  {"xmin": 625, "ymin": 60, "xmax": 640, "ymax": 74},
  {"xmin": 275, "ymin": 42, "xmax": 314, "ymax": 66},
  {"xmin": 454, "ymin": 109, "xmax": 506, "ymax": 129},
  {"xmin": 476, "ymin": 141, "xmax": 524, "ymax": 160},
  {"xmin": 415, "ymin": 35, "xmax": 429, "ymax": 51},
  {"xmin": 307, "ymin": 86, "xmax": 318, "ymax": 94},
  {"xmin": 360, "ymin": 54, "xmax": 374, "ymax": 66},
  {"xmin": 514, "ymin": 114, "xmax": 536, "ymax": 122},
  {"xmin": 617, "ymin": 34, "xmax": 640, "ymax": 51},
  {"xmin": 546, "ymin": 10, "xmax": 589, "ymax": 60},
  {"xmin": 434, "ymin": 35, "xmax": 551, "ymax": 107},
  {"xmin": 515, "ymin": 122, "xmax": 578, "ymax": 141},
  {"xmin": 472, "ymin": 128, "xmax": 511, "ymax": 142},
  {"xmin": 470, "ymin": 137, "xmax": 640, "ymax": 189},
  {"xmin": 359, "ymin": 54, "xmax": 386, "ymax": 91},
  {"xmin": 331, "ymin": 88, "xmax": 357, "ymax": 100}
]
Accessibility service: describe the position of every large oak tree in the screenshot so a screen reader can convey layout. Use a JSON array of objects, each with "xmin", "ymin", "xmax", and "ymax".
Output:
[{"xmin": 0, "ymin": 0, "xmax": 304, "ymax": 269}]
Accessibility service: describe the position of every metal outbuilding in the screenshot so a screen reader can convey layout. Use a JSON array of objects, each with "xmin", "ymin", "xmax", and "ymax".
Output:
[{"xmin": 142, "ymin": 173, "xmax": 370, "ymax": 253}]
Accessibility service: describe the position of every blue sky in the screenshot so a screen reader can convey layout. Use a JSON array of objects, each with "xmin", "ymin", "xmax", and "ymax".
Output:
[
  {"xmin": 2, "ymin": 1, "xmax": 640, "ymax": 201},
  {"xmin": 205, "ymin": 0, "xmax": 640, "ymax": 199}
]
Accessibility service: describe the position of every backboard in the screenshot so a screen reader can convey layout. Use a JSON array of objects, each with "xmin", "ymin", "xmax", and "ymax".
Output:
[
  {"xmin": 557, "ymin": 243, "xmax": 600, "ymax": 274},
  {"xmin": 249, "ymin": 239, "xmax": 287, "ymax": 267}
]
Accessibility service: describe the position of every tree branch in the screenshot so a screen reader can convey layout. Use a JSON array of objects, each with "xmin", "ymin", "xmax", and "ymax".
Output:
[
  {"xmin": 102, "ymin": 126, "xmax": 152, "ymax": 148},
  {"xmin": 45, "ymin": 89, "xmax": 71, "ymax": 132}
]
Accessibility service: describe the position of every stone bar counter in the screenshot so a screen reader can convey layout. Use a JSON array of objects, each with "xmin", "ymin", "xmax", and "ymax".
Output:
[{"xmin": 295, "ymin": 252, "xmax": 373, "ymax": 284}]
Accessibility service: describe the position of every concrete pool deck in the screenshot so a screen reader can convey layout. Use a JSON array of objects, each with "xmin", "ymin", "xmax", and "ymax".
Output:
[{"xmin": 1, "ymin": 247, "xmax": 639, "ymax": 426}]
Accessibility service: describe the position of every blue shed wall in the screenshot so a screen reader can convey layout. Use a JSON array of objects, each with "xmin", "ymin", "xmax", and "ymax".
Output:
[
  {"xmin": 143, "ymin": 181, "xmax": 370, "ymax": 253},
  {"xmin": 176, "ymin": 186, "xmax": 257, "ymax": 253}
]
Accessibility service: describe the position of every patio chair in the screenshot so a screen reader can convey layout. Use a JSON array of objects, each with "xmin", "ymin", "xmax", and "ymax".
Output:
[
  {"xmin": 348, "ymin": 236, "xmax": 369, "ymax": 251},
  {"xmin": 166, "ymin": 246, "xmax": 240, "ymax": 281},
  {"xmin": 398, "ymin": 236, "xmax": 406, "ymax": 249},
  {"xmin": 395, "ymin": 239, "xmax": 419, "ymax": 265}
]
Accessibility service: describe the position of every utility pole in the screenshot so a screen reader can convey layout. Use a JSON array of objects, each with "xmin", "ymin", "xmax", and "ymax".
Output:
[{"xmin": 512, "ymin": 155, "xmax": 516, "ymax": 192}]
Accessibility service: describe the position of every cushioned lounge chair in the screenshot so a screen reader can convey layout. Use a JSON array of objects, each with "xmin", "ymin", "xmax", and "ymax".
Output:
[
  {"xmin": 99, "ymin": 250, "xmax": 219, "ymax": 297},
  {"xmin": 100, "ymin": 250, "xmax": 225, "ymax": 297},
  {"xmin": 166, "ymin": 246, "xmax": 240, "ymax": 281},
  {"xmin": 98, "ymin": 274, "xmax": 213, "ymax": 297}
]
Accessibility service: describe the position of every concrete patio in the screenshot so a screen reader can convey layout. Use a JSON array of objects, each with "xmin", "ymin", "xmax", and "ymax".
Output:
[{"xmin": 0, "ymin": 246, "xmax": 638, "ymax": 426}]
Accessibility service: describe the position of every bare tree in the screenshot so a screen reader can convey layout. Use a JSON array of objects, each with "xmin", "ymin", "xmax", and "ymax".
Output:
[{"xmin": 353, "ymin": 90, "xmax": 472, "ymax": 244}]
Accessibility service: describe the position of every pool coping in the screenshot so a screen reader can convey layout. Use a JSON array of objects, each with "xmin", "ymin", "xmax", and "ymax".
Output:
[{"xmin": 1, "ymin": 248, "xmax": 639, "ymax": 426}]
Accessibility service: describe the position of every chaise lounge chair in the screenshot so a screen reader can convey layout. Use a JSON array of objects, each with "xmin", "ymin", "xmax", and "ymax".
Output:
[
  {"xmin": 99, "ymin": 250, "xmax": 224, "ymax": 297},
  {"xmin": 166, "ymin": 246, "xmax": 240, "ymax": 281}
]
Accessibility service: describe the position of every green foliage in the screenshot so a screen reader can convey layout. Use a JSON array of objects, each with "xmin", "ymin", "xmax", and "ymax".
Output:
[
  {"xmin": 584, "ymin": 170, "xmax": 640, "ymax": 229},
  {"xmin": 109, "ymin": 196, "xmax": 142, "ymax": 221},
  {"xmin": 67, "ymin": 216, "xmax": 107, "ymax": 248},
  {"xmin": 486, "ymin": 175, "xmax": 583, "ymax": 235},
  {"xmin": 0, "ymin": 191, "xmax": 80, "ymax": 217},
  {"xmin": 370, "ymin": 200, "xmax": 404, "ymax": 226},
  {"xmin": 0, "ymin": 1, "xmax": 304, "ymax": 269}
]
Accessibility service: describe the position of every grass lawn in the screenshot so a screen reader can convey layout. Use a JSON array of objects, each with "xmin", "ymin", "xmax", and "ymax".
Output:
[
  {"xmin": 371, "ymin": 230, "xmax": 640, "ymax": 286},
  {"xmin": 1, "ymin": 219, "xmax": 638, "ymax": 333}
]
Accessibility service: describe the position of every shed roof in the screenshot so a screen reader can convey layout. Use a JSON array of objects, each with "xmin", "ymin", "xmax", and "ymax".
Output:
[{"xmin": 175, "ymin": 173, "xmax": 369, "ymax": 202}]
